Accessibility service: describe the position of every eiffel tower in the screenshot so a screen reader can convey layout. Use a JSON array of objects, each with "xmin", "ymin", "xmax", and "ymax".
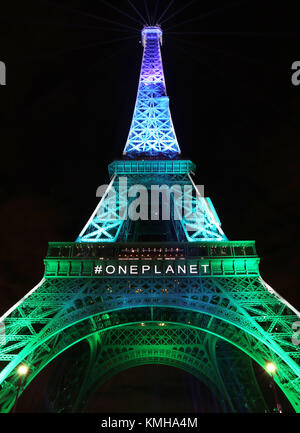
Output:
[{"xmin": 0, "ymin": 26, "xmax": 299, "ymax": 413}]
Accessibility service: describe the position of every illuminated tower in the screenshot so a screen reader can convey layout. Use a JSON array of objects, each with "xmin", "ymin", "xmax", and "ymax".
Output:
[{"xmin": 0, "ymin": 26, "xmax": 299, "ymax": 413}]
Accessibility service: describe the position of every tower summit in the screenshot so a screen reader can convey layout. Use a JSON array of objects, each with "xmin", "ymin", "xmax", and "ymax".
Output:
[{"xmin": 123, "ymin": 26, "xmax": 180, "ymax": 157}]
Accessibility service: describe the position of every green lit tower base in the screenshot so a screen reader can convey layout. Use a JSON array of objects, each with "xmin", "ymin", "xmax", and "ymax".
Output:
[{"xmin": 0, "ymin": 26, "xmax": 299, "ymax": 413}]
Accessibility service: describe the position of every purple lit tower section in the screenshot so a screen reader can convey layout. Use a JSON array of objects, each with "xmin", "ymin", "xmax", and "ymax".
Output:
[{"xmin": 123, "ymin": 26, "xmax": 181, "ymax": 157}]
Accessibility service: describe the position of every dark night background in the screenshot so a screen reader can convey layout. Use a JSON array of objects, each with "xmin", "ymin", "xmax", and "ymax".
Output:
[{"xmin": 0, "ymin": 0, "xmax": 300, "ymax": 412}]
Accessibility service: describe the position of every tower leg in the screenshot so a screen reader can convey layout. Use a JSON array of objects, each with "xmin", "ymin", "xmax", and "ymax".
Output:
[{"xmin": 72, "ymin": 333, "xmax": 101, "ymax": 413}]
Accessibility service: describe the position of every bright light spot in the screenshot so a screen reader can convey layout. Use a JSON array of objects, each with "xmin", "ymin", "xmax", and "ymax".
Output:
[
  {"xmin": 266, "ymin": 362, "xmax": 276, "ymax": 373},
  {"xmin": 17, "ymin": 364, "xmax": 29, "ymax": 376},
  {"xmin": 158, "ymin": 322, "xmax": 166, "ymax": 326}
]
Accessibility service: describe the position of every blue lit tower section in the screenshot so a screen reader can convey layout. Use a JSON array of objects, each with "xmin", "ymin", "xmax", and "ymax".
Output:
[
  {"xmin": 123, "ymin": 26, "xmax": 181, "ymax": 157},
  {"xmin": 76, "ymin": 25, "xmax": 227, "ymax": 243}
]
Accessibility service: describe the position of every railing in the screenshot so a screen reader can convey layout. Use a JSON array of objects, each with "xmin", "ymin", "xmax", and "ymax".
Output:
[{"xmin": 46, "ymin": 241, "xmax": 257, "ymax": 260}]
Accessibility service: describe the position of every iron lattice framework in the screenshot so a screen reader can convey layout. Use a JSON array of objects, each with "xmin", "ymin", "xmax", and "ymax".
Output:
[
  {"xmin": 77, "ymin": 160, "xmax": 227, "ymax": 242},
  {"xmin": 0, "ymin": 26, "xmax": 299, "ymax": 413},
  {"xmin": 123, "ymin": 27, "xmax": 180, "ymax": 157},
  {"xmin": 48, "ymin": 327, "xmax": 267, "ymax": 413}
]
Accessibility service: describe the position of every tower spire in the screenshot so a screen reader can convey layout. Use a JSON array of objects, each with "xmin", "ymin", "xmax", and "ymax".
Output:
[{"xmin": 123, "ymin": 26, "xmax": 181, "ymax": 157}]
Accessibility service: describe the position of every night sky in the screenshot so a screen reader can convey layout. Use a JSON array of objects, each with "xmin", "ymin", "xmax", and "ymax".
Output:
[{"xmin": 1, "ymin": 0, "xmax": 300, "ymax": 412}]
